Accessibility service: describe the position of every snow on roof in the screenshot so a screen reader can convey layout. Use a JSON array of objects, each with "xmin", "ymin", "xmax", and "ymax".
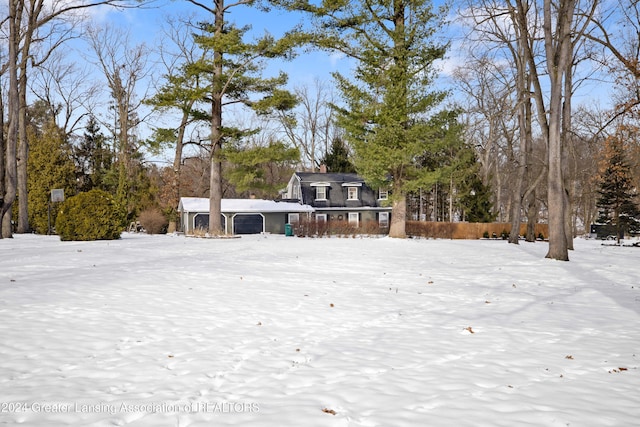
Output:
[{"xmin": 178, "ymin": 197, "xmax": 314, "ymax": 213}]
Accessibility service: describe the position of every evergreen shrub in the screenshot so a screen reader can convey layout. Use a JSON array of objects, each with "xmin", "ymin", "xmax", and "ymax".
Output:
[{"xmin": 55, "ymin": 189, "xmax": 125, "ymax": 241}]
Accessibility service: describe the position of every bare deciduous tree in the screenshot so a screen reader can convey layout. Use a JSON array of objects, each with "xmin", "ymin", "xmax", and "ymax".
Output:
[
  {"xmin": 86, "ymin": 25, "xmax": 150, "ymax": 215},
  {"xmin": 30, "ymin": 49, "xmax": 100, "ymax": 136},
  {"xmin": 1, "ymin": 0, "xmax": 136, "ymax": 238},
  {"xmin": 278, "ymin": 79, "xmax": 339, "ymax": 171}
]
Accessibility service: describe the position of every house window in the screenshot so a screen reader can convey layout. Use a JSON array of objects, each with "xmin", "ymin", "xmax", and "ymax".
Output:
[
  {"xmin": 347, "ymin": 187, "xmax": 359, "ymax": 200},
  {"xmin": 288, "ymin": 213, "xmax": 300, "ymax": 224},
  {"xmin": 316, "ymin": 186, "xmax": 327, "ymax": 200},
  {"xmin": 316, "ymin": 213, "xmax": 327, "ymax": 223},
  {"xmin": 348, "ymin": 212, "xmax": 359, "ymax": 227},
  {"xmin": 292, "ymin": 184, "xmax": 300, "ymax": 200},
  {"xmin": 378, "ymin": 212, "xmax": 389, "ymax": 228},
  {"xmin": 378, "ymin": 189, "xmax": 389, "ymax": 200}
]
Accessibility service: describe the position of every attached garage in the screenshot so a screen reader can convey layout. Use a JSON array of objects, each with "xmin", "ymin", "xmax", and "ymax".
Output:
[
  {"xmin": 177, "ymin": 197, "xmax": 314, "ymax": 236},
  {"xmin": 194, "ymin": 213, "xmax": 226, "ymax": 232},
  {"xmin": 233, "ymin": 214, "xmax": 264, "ymax": 234}
]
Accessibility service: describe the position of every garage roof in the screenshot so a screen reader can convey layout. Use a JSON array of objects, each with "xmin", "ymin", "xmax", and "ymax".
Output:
[{"xmin": 178, "ymin": 197, "xmax": 314, "ymax": 213}]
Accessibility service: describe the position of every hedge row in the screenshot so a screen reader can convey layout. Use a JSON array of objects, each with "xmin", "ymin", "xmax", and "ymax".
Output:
[{"xmin": 406, "ymin": 221, "xmax": 549, "ymax": 240}]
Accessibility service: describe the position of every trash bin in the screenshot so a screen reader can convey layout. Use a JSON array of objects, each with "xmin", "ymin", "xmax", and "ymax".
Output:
[{"xmin": 285, "ymin": 223, "xmax": 293, "ymax": 236}]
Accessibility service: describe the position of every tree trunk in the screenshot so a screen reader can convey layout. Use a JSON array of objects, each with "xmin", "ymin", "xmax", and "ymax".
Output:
[
  {"xmin": 562, "ymin": 46, "xmax": 575, "ymax": 251},
  {"xmin": 389, "ymin": 193, "xmax": 407, "ymax": 238},
  {"xmin": 16, "ymin": 0, "xmax": 39, "ymax": 234},
  {"xmin": 1, "ymin": 0, "xmax": 21, "ymax": 239},
  {"xmin": 543, "ymin": 0, "xmax": 573, "ymax": 261},
  {"xmin": 526, "ymin": 190, "xmax": 537, "ymax": 241},
  {"xmin": 168, "ymin": 110, "xmax": 189, "ymax": 234},
  {"xmin": 547, "ymin": 127, "xmax": 568, "ymax": 259},
  {"xmin": 0, "ymin": 71, "xmax": 5, "ymax": 239},
  {"xmin": 208, "ymin": 2, "xmax": 225, "ymax": 236},
  {"xmin": 208, "ymin": 138, "xmax": 223, "ymax": 235},
  {"xmin": 508, "ymin": 8, "xmax": 530, "ymax": 245},
  {"xmin": 17, "ymin": 73, "xmax": 29, "ymax": 233}
]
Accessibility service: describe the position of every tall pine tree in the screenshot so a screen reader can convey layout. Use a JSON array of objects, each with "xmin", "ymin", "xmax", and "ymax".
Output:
[
  {"xmin": 182, "ymin": 0, "xmax": 302, "ymax": 235},
  {"xmin": 320, "ymin": 137, "xmax": 355, "ymax": 173},
  {"xmin": 596, "ymin": 130, "xmax": 640, "ymax": 243},
  {"xmin": 276, "ymin": 0, "xmax": 454, "ymax": 237},
  {"xmin": 73, "ymin": 116, "xmax": 112, "ymax": 193}
]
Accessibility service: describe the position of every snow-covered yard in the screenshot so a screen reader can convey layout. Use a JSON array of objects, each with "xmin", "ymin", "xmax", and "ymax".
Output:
[{"xmin": 1, "ymin": 233, "xmax": 638, "ymax": 426}]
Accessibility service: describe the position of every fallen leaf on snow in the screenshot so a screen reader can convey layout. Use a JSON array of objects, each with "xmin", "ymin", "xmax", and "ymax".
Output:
[
  {"xmin": 322, "ymin": 408, "xmax": 336, "ymax": 415},
  {"xmin": 465, "ymin": 326, "xmax": 475, "ymax": 334}
]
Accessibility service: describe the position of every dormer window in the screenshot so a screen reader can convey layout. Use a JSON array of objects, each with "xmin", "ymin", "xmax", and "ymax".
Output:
[
  {"xmin": 342, "ymin": 182, "xmax": 362, "ymax": 200},
  {"xmin": 378, "ymin": 189, "xmax": 389, "ymax": 200},
  {"xmin": 316, "ymin": 186, "xmax": 327, "ymax": 200},
  {"xmin": 310, "ymin": 182, "xmax": 330, "ymax": 201},
  {"xmin": 347, "ymin": 187, "xmax": 358, "ymax": 200}
]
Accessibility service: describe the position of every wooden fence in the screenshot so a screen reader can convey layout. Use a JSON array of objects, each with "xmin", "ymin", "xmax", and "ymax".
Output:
[{"xmin": 406, "ymin": 221, "xmax": 549, "ymax": 240}]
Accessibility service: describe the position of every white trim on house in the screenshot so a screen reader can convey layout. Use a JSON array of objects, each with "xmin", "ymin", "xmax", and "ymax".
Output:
[
  {"xmin": 178, "ymin": 198, "xmax": 313, "ymax": 214},
  {"xmin": 348, "ymin": 212, "xmax": 359, "ymax": 227},
  {"xmin": 347, "ymin": 187, "xmax": 359, "ymax": 200},
  {"xmin": 378, "ymin": 212, "xmax": 389, "ymax": 228},
  {"xmin": 178, "ymin": 197, "xmax": 314, "ymax": 235},
  {"xmin": 288, "ymin": 213, "xmax": 300, "ymax": 224},
  {"xmin": 232, "ymin": 213, "xmax": 265, "ymax": 234},
  {"xmin": 315, "ymin": 186, "xmax": 327, "ymax": 201}
]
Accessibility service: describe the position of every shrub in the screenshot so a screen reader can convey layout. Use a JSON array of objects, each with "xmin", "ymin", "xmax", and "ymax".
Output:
[
  {"xmin": 139, "ymin": 208, "xmax": 168, "ymax": 234},
  {"xmin": 55, "ymin": 189, "xmax": 125, "ymax": 241},
  {"xmin": 483, "ymin": 231, "xmax": 490, "ymax": 239}
]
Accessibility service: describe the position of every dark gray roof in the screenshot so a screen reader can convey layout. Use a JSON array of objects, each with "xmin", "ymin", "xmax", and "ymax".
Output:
[
  {"xmin": 295, "ymin": 172, "xmax": 365, "ymax": 183},
  {"xmin": 294, "ymin": 172, "xmax": 379, "ymax": 209}
]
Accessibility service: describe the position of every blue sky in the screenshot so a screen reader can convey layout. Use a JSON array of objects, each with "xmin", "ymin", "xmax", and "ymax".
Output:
[
  {"xmin": 75, "ymin": 0, "xmax": 359, "ymax": 151},
  {"xmin": 71, "ymin": 0, "xmax": 617, "ymax": 155},
  {"xmin": 90, "ymin": 0, "xmax": 352, "ymax": 89}
]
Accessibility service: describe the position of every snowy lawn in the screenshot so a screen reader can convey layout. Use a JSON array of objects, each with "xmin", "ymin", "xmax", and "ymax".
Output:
[{"xmin": 0, "ymin": 233, "xmax": 638, "ymax": 426}]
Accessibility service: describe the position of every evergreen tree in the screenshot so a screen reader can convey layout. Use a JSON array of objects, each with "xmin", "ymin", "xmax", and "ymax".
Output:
[
  {"xmin": 276, "ymin": 0, "xmax": 453, "ymax": 237},
  {"xmin": 27, "ymin": 120, "xmax": 76, "ymax": 234},
  {"xmin": 596, "ymin": 131, "xmax": 640, "ymax": 242},
  {"xmin": 450, "ymin": 141, "xmax": 496, "ymax": 223},
  {"xmin": 179, "ymin": 1, "xmax": 302, "ymax": 235},
  {"xmin": 73, "ymin": 116, "xmax": 113, "ymax": 192},
  {"xmin": 320, "ymin": 137, "xmax": 356, "ymax": 173},
  {"xmin": 224, "ymin": 140, "xmax": 300, "ymax": 199},
  {"xmin": 459, "ymin": 172, "xmax": 496, "ymax": 223}
]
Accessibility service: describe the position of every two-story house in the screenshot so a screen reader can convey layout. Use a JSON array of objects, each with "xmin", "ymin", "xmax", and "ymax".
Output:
[{"xmin": 282, "ymin": 171, "xmax": 392, "ymax": 229}]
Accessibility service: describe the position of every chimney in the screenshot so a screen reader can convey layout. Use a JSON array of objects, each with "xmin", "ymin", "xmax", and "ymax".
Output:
[{"xmin": 319, "ymin": 164, "xmax": 327, "ymax": 173}]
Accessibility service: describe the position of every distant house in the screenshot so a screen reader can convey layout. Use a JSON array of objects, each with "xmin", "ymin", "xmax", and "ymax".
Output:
[
  {"xmin": 281, "ymin": 171, "xmax": 392, "ymax": 229},
  {"xmin": 178, "ymin": 197, "xmax": 314, "ymax": 235}
]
